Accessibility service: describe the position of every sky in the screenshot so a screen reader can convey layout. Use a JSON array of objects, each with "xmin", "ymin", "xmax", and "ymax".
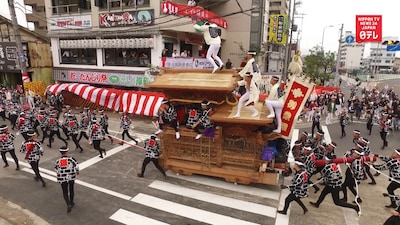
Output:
[
  {"xmin": 294, "ymin": 0, "xmax": 399, "ymax": 57},
  {"xmin": 0, "ymin": 0, "xmax": 31, "ymax": 28}
]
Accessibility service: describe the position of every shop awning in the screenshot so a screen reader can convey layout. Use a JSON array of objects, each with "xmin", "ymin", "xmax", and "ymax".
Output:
[{"xmin": 46, "ymin": 83, "xmax": 165, "ymax": 116}]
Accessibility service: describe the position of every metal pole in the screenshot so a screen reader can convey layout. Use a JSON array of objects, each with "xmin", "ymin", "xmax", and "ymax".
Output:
[
  {"xmin": 282, "ymin": 0, "xmax": 293, "ymax": 81},
  {"xmin": 334, "ymin": 23, "xmax": 344, "ymax": 86},
  {"xmin": 8, "ymin": 0, "xmax": 30, "ymax": 83}
]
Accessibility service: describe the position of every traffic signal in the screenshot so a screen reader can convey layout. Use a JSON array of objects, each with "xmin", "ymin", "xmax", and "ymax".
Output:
[{"xmin": 382, "ymin": 40, "xmax": 400, "ymax": 45}]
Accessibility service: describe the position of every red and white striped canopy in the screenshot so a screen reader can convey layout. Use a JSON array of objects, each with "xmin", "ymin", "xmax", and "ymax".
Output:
[{"xmin": 46, "ymin": 83, "xmax": 165, "ymax": 116}]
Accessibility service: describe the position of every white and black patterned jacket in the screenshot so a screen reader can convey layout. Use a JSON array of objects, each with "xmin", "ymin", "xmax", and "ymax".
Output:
[
  {"xmin": 64, "ymin": 118, "xmax": 79, "ymax": 135},
  {"xmin": 100, "ymin": 114, "xmax": 108, "ymax": 127},
  {"xmin": 120, "ymin": 116, "xmax": 131, "ymax": 130},
  {"xmin": 160, "ymin": 106, "xmax": 177, "ymax": 122},
  {"xmin": 20, "ymin": 140, "xmax": 43, "ymax": 163},
  {"xmin": 0, "ymin": 133, "xmax": 15, "ymax": 152},
  {"xmin": 144, "ymin": 139, "xmax": 160, "ymax": 159},
  {"xmin": 288, "ymin": 169, "xmax": 309, "ymax": 198},
  {"xmin": 199, "ymin": 108, "xmax": 214, "ymax": 128},
  {"xmin": 350, "ymin": 158, "xmax": 364, "ymax": 180},
  {"xmin": 374, "ymin": 158, "xmax": 400, "ymax": 179},
  {"xmin": 55, "ymin": 156, "xmax": 79, "ymax": 183},
  {"xmin": 304, "ymin": 153, "xmax": 317, "ymax": 175},
  {"xmin": 321, "ymin": 163, "xmax": 343, "ymax": 188},
  {"xmin": 88, "ymin": 123, "xmax": 104, "ymax": 141},
  {"xmin": 16, "ymin": 117, "xmax": 32, "ymax": 133},
  {"xmin": 44, "ymin": 117, "xmax": 61, "ymax": 131}
]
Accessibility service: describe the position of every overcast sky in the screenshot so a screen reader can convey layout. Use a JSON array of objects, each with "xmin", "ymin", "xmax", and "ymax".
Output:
[
  {"xmin": 295, "ymin": 0, "xmax": 399, "ymax": 57},
  {"xmin": 0, "ymin": 0, "xmax": 29, "ymax": 28}
]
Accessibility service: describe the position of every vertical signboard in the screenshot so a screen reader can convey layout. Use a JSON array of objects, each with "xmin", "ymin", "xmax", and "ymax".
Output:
[
  {"xmin": 268, "ymin": 14, "xmax": 288, "ymax": 45},
  {"xmin": 355, "ymin": 15, "xmax": 382, "ymax": 43}
]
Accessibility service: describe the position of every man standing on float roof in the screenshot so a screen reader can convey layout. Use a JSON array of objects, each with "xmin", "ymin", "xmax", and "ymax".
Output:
[
  {"xmin": 265, "ymin": 76, "xmax": 284, "ymax": 133},
  {"xmin": 193, "ymin": 21, "xmax": 224, "ymax": 74}
]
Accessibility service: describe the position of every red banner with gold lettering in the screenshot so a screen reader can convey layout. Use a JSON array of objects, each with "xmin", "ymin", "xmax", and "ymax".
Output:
[
  {"xmin": 162, "ymin": 2, "xmax": 228, "ymax": 29},
  {"xmin": 280, "ymin": 76, "xmax": 314, "ymax": 138}
]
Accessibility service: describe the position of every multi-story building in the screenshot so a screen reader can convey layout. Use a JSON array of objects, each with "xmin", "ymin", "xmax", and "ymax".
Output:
[
  {"xmin": 392, "ymin": 57, "xmax": 400, "ymax": 73},
  {"xmin": 365, "ymin": 36, "xmax": 397, "ymax": 73},
  {"xmin": 24, "ymin": 0, "xmax": 48, "ymax": 37},
  {"xmin": 40, "ymin": 0, "xmax": 270, "ymax": 89},
  {"xmin": 339, "ymin": 31, "xmax": 365, "ymax": 70}
]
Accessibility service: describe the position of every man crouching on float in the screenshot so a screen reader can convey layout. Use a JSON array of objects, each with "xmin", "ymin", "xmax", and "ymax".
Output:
[{"xmin": 265, "ymin": 76, "xmax": 284, "ymax": 133}]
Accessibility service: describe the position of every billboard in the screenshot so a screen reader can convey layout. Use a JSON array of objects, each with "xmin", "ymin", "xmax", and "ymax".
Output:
[
  {"xmin": 355, "ymin": 15, "xmax": 382, "ymax": 43},
  {"xmin": 49, "ymin": 14, "xmax": 92, "ymax": 30},
  {"xmin": 268, "ymin": 14, "xmax": 288, "ymax": 45},
  {"xmin": 0, "ymin": 42, "xmax": 29, "ymax": 73},
  {"xmin": 99, "ymin": 9, "xmax": 154, "ymax": 28}
]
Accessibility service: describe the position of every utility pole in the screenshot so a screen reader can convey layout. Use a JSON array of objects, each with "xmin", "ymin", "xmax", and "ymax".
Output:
[
  {"xmin": 282, "ymin": 0, "xmax": 293, "ymax": 81},
  {"xmin": 8, "ymin": 0, "xmax": 30, "ymax": 83},
  {"xmin": 334, "ymin": 23, "xmax": 344, "ymax": 86}
]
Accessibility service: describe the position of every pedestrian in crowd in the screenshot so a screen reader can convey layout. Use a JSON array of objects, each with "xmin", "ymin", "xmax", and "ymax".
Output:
[
  {"xmin": 366, "ymin": 110, "xmax": 374, "ymax": 135},
  {"xmin": 88, "ymin": 118, "xmax": 106, "ymax": 158},
  {"xmin": 225, "ymin": 59, "xmax": 232, "ymax": 69},
  {"xmin": 0, "ymin": 125, "xmax": 19, "ymax": 170},
  {"xmin": 309, "ymin": 155, "xmax": 360, "ymax": 214},
  {"xmin": 359, "ymin": 137, "xmax": 376, "ymax": 185},
  {"xmin": 155, "ymin": 99, "xmax": 180, "ymax": 139},
  {"xmin": 192, "ymin": 100, "xmax": 214, "ymax": 139},
  {"xmin": 379, "ymin": 113, "xmax": 390, "ymax": 149},
  {"xmin": 373, "ymin": 149, "xmax": 400, "ymax": 208},
  {"xmin": 303, "ymin": 145, "xmax": 320, "ymax": 193},
  {"xmin": 99, "ymin": 110, "xmax": 112, "ymax": 144},
  {"xmin": 137, "ymin": 135, "xmax": 167, "ymax": 179},
  {"xmin": 335, "ymin": 93, "xmax": 345, "ymax": 117},
  {"xmin": 20, "ymin": 131, "xmax": 46, "ymax": 187},
  {"xmin": 277, "ymin": 161, "xmax": 309, "ymax": 215},
  {"xmin": 233, "ymin": 72, "xmax": 259, "ymax": 118},
  {"xmin": 325, "ymin": 97, "xmax": 336, "ymax": 125},
  {"xmin": 193, "ymin": 21, "xmax": 224, "ymax": 73},
  {"xmin": 119, "ymin": 112, "xmax": 138, "ymax": 145},
  {"xmin": 55, "ymin": 146, "xmax": 79, "ymax": 213},
  {"xmin": 64, "ymin": 114, "xmax": 83, "ymax": 153},
  {"xmin": 339, "ymin": 110, "xmax": 349, "ymax": 137},
  {"xmin": 311, "ymin": 107, "xmax": 321, "ymax": 138},
  {"xmin": 77, "ymin": 111, "xmax": 89, "ymax": 142},
  {"xmin": 341, "ymin": 143, "xmax": 364, "ymax": 204},
  {"xmin": 61, "ymin": 106, "xmax": 71, "ymax": 141},
  {"xmin": 8, "ymin": 103, "xmax": 19, "ymax": 130},
  {"xmin": 45, "ymin": 113, "xmax": 68, "ymax": 148},
  {"xmin": 16, "ymin": 112, "xmax": 32, "ymax": 141}
]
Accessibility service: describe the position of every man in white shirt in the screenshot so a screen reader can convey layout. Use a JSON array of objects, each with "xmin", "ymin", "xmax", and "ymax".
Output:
[
  {"xmin": 180, "ymin": 50, "xmax": 188, "ymax": 58},
  {"xmin": 265, "ymin": 76, "xmax": 284, "ymax": 133},
  {"xmin": 172, "ymin": 50, "xmax": 179, "ymax": 58},
  {"xmin": 193, "ymin": 21, "xmax": 224, "ymax": 73},
  {"xmin": 238, "ymin": 51, "xmax": 261, "ymax": 86}
]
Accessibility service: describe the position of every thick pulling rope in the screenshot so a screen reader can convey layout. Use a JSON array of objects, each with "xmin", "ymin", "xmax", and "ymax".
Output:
[
  {"xmin": 106, "ymin": 134, "xmax": 146, "ymax": 151},
  {"xmin": 366, "ymin": 162, "xmax": 400, "ymax": 185},
  {"xmin": 343, "ymin": 157, "xmax": 362, "ymax": 216},
  {"xmin": 169, "ymin": 93, "xmax": 239, "ymax": 106}
]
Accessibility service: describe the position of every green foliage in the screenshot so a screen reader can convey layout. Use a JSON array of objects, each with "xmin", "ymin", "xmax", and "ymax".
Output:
[{"xmin": 304, "ymin": 46, "xmax": 336, "ymax": 84}]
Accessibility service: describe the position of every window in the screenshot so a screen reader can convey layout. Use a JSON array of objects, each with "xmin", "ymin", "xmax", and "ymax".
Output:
[
  {"xmin": 104, "ymin": 48, "xmax": 151, "ymax": 67},
  {"xmin": 385, "ymin": 60, "xmax": 391, "ymax": 63},
  {"xmin": 387, "ymin": 53, "xmax": 392, "ymax": 57},
  {"xmin": 52, "ymin": 0, "xmax": 91, "ymax": 14},
  {"xmin": 61, "ymin": 49, "xmax": 97, "ymax": 65},
  {"xmin": 95, "ymin": 0, "xmax": 150, "ymax": 9}
]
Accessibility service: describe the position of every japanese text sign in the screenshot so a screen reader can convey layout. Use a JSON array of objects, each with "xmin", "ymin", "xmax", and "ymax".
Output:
[
  {"xmin": 356, "ymin": 15, "xmax": 382, "ymax": 43},
  {"xmin": 268, "ymin": 14, "xmax": 288, "ymax": 45}
]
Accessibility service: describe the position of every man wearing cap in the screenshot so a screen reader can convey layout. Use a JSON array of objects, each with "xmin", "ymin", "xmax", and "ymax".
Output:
[
  {"xmin": 16, "ymin": 112, "xmax": 32, "ymax": 141},
  {"xmin": 303, "ymin": 145, "xmax": 320, "ymax": 193},
  {"xmin": 359, "ymin": 137, "xmax": 376, "ymax": 185},
  {"xmin": 373, "ymin": 149, "xmax": 400, "ymax": 208},
  {"xmin": 55, "ymin": 146, "xmax": 79, "ymax": 213},
  {"xmin": 309, "ymin": 155, "xmax": 360, "ymax": 214},
  {"xmin": 0, "ymin": 125, "xmax": 19, "ymax": 170},
  {"xmin": 192, "ymin": 100, "xmax": 214, "ymax": 140},
  {"xmin": 233, "ymin": 72, "xmax": 259, "ymax": 118},
  {"xmin": 20, "ymin": 131, "xmax": 46, "ymax": 187},
  {"xmin": 379, "ymin": 113, "xmax": 390, "ymax": 149},
  {"xmin": 193, "ymin": 21, "xmax": 223, "ymax": 73},
  {"xmin": 325, "ymin": 142, "xmax": 337, "ymax": 160},
  {"xmin": 278, "ymin": 160, "xmax": 309, "ymax": 215},
  {"xmin": 88, "ymin": 118, "xmax": 106, "ymax": 158},
  {"xmin": 298, "ymin": 131, "xmax": 311, "ymax": 147},
  {"xmin": 265, "ymin": 76, "xmax": 284, "ymax": 133},
  {"xmin": 45, "ymin": 113, "xmax": 68, "ymax": 148},
  {"xmin": 155, "ymin": 99, "xmax": 180, "ymax": 139},
  {"xmin": 341, "ymin": 144, "xmax": 364, "ymax": 203},
  {"xmin": 120, "ymin": 112, "xmax": 138, "ymax": 145},
  {"xmin": 137, "ymin": 135, "xmax": 167, "ymax": 179}
]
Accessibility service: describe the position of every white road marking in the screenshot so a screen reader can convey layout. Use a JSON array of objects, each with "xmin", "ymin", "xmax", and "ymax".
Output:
[
  {"xmin": 288, "ymin": 129, "xmax": 299, "ymax": 164},
  {"xmin": 109, "ymin": 209, "xmax": 169, "ymax": 225},
  {"xmin": 275, "ymin": 188, "xmax": 290, "ymax": 225},
  {"xmin": 343, "ymin": 208, "xmax": 360, "ymax": 225},
  {"xmin": 149, "ymin": 180, "xmax": 277, "ymax": 218},
  {"xmin": 131, "ymin": 193, "xmax": 261, "ymax": 225},
  {"xmin": 321, "ymin": 125, "xmax": 331, "ymax": 144},
  {"xmin": 166, "ymin": 171, "xmax": 280, "ymax": 200}
]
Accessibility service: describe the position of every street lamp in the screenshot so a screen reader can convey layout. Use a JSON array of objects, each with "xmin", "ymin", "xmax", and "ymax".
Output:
[{"xmin": 321, "ymin": 25, "xmax": 334, "ymax": 50}]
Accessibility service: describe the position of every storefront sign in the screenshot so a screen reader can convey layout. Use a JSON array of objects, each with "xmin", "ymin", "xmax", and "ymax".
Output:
[
  {"xmin": 53, "ymin": 69, "xmax": 150, "ymax": 87},
  {"xmin": 161, "ymin": 57, "xmax": 214, "ymax": 69},
  {"xmin": 268, "ymin": 14, "xmax": 288, "ymax": 45},
  {"xmin": 355, "ymin": 15, "xmax": 382, "ymax": 43},
  {"xmin": 162, "ymin": 2, "xmax": 228, "ymax": 29},
  {"xmin": 99, "ymin": 10, "xmax": 154, "ymax": 28},
  {"xmin": 49, "ymin": 15, "xmax": 92, "ymax": 30},
  {"xmin": 0, "ymin": 42, "xmax": 29, "ymax": 73}
]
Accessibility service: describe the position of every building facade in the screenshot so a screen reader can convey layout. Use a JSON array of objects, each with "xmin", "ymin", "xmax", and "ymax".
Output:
[
  {"xmin": 24, "ymin": 0, "xmax": 48, "ymax": 37},
  {"xmin": 38, "ymin": 0, "xmax": 271, "ymax": 88},
  {"xmin": 365, "ymin": 36, "xmax": 397, "ymax": 73},
  {"xmin": 340, "ymin": 31, "xmax": 365, "ymax": 71}
]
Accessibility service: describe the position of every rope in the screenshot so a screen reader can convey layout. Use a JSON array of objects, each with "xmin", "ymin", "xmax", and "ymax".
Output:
[
  {"xmin": 106, "ymin": 134, "xmax": 146, "ymax": 151},
  {"xmin": 366, "ymin": 162, "xmax": 400, "ymax": 185},
  {"xmin": 307, "ymin": 177, "xmax": 324, "ymax": 188},
  {"xmin": 169, "ymin": 93, "xmax": 239, "ymax": 106}
]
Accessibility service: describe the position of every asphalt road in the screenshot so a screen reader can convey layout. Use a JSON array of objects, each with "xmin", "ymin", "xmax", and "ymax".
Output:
[{"xmin": 0, "ymin": 76, "xmax": 399, "ymax": 225}]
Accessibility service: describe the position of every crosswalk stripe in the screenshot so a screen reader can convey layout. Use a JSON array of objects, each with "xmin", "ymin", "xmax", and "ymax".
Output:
[
  {"xmin": 275, "ymin": 188, "xmax": 290, "ymax": 225},
  {"xmin": 288, "ymin": 129, "xmax": 299, "ymax": 164},
  {"xmin": 109, "ymin": 209, "xmax": 169, "ymax": 225},
  {"xmin": 321, "ymin": 125, "xmax": 331, "ymax": 143},
  {"xmin": 166, "ymin": 171, "xmax": 280, "ymax": 200},
  {"xmin": 131, "ymin": 193, "xmax": 261, "ymax": 225},
  {"xmin": 149, "ymin": 180, "xmax": 277, "ymax": 218}
]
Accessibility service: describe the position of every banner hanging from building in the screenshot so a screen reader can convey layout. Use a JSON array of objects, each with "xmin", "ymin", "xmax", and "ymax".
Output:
[
  {"xmin": 99, "ymin": 9, "xmax": 154, "ymax": 28},
  {"xmin": 268, "ymin": 14, "xmax": 288, "ymax": 45},
  {"xmin": 49, "ymin": 14, "xmax": 92, "ymax": 30},
  {"xmin": 355, "ymin": 15, "xmax": 382, "ymax": 43}
]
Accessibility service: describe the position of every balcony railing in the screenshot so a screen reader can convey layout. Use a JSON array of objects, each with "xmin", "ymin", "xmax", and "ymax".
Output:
[{"xmin": 50, "ymin": 4, "xmax": 79, "ymax": 15}]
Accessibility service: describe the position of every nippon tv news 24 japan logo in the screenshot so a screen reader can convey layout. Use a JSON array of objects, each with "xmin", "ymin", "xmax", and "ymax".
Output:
[{"xmin": 356, "ymin": 15, "xmax": 382, "ymax": 43}]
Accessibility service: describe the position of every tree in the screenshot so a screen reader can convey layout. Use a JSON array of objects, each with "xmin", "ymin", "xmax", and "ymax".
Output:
[{"xmin": 303, "ymin": 46, "xmax": 336, "ymax": 85}]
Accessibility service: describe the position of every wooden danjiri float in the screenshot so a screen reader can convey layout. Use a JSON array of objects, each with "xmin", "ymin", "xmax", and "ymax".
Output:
[{"xmin": 146, "ymin": 68, "xmax": 314, "ymax": 185}]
